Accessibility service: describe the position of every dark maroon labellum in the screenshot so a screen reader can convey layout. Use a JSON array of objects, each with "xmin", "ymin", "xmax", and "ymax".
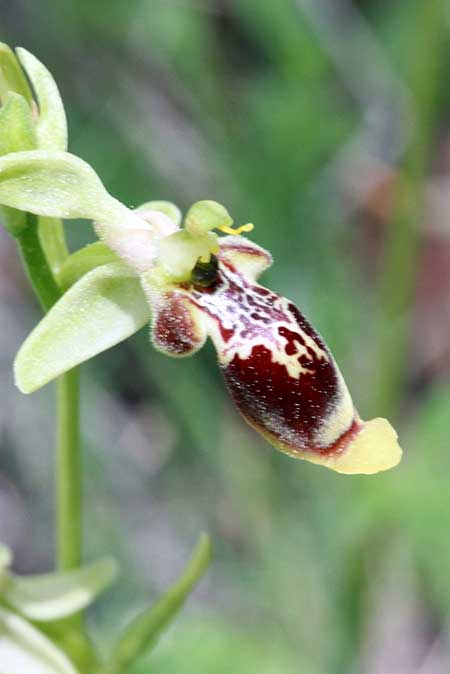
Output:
[{"xmin": 149, "ymin": 236, "xmax": 401, "ymax": 473}]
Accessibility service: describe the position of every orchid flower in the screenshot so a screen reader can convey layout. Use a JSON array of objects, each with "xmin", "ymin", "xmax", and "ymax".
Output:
[
  {"xmin": 0, "ymin": 155, "xmax": 402, "ymax": 474},
  {"xmin": 0, "ymin": 49, "xmax": 402, "ymax": 476}
]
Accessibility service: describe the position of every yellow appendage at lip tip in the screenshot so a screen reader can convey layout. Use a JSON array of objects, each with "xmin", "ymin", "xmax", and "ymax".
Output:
[
  {"xmin": 266, "ymin": 418, "xmax": 402, "ymax": 475},
  {"xmin": 310, "ymin": 418, "xmax": 403, "ymax": 475}
]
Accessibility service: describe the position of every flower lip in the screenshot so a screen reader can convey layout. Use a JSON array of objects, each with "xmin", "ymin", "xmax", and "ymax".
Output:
[{"xmin": 158, "ymin": 239, "xmax": 401, "ymax": 475}]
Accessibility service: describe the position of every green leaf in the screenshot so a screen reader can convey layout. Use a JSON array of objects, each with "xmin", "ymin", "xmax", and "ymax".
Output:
[
  {"xmin": 0, "ymin": 43, "xmax": 32, "ymax": 104},
  {"xmin": 3, "ymin": 557, "xmax": 118, "ymax": 622},
  {"xmin": 0, "ymin": 92, "xmax": 37, "ymax": 156},
  {"xmin": 14, "ymin": 262, "xmax": 150, "ymax": 393},
  {"xmin": 56, "ymin": 242, "xmax": 120, "ymax": 291},
  {"xmin": 0, "ymin": 607, "xmax": 79, "ymax": 674},
  {"xmin": 16, "ymin": 48, "xmax": 67, "ymax": 151},
  {"xmin": 99, "ymin": 534, "xmax": 212, "ymax": 674}
]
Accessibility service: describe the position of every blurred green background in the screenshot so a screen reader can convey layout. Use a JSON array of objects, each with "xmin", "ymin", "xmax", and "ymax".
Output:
[{"xmin": 1, "ymin": 1, "xmax": 450, "ymax": 672}]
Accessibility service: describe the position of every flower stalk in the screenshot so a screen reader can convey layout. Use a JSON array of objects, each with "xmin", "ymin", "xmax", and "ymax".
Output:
[{"xmin": 56, "ymin": 368, "xmax": 82, "ymax": 572}]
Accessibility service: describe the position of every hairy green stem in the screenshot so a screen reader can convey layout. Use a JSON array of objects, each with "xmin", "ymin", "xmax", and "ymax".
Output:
[
  {"xmin": 56, "ymin": 369, "xmax": 82, "ymax": 571},
  {"xmin": 13, "ymin": 211, "xmax": 93, "ymax": 666},
  {"xmin": 16, "ymin": 213, "xmax": 83, "ymax": 574}
]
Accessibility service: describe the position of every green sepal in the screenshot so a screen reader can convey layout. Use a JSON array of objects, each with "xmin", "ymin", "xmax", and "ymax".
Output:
[
  {"xmin": 0, "ymin": 607, "xmax": 79, "ymax": 674},
  {"xmin": 0, "ymin": 149, "xmax": 146, "ymax": 248},
  {"xmin": 56, "ymin": 242, "xmax": 120, "ymax": 291},
  {"xmin": 0, "ymin": 42, "xmax": 32, "ymax": 104},
  {"xmin": 14, "ymin": 262, "xmax": 150, "ymax": 393},
  {"xmin": 99, "ymin": 534, "xmax": 211, "ymax": 674},
  {"xmin": 0, "ymin": 150, "xmax": 114, "ymax": 220},
  {"xmin": 17, "ymin": 48, "xmax": 67, "ymax": 151},
  {"xmin": 2, "ymin": 557, "xmax": 118, "ymax": 622}
]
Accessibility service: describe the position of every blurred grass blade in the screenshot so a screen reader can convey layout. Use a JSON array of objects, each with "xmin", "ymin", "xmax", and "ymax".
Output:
[
  {"xmin": 99, "ymin": 534, "xmax": 212, "ymax": 674},
  {"xmin": 0, "ymin": 607, "xmax": 79, "ymax": 674},
  {"xmin": 3, "ymin": 557, "xmax": 118, "ymax": 622},
  {"xmin": 14, "ymin": 262, "xmax": 150, "ymax": 393}
]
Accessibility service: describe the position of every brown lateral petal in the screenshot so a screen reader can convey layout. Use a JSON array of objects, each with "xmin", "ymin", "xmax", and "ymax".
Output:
[{"xmin": 151, "ymin": 292, "xmax": 206, "ymax": 356}]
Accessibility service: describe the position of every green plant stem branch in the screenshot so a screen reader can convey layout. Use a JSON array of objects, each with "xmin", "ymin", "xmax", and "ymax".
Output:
[{"xmin": 373, "ymin": 0, "xmax": 446, "ymax": 418}]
